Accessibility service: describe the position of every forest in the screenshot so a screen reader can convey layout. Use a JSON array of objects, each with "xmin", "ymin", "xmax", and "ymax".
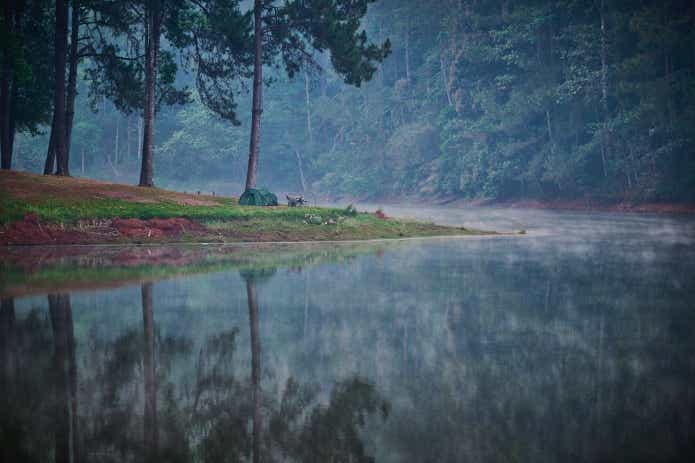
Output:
[{"xmin": 2, "ymin": 0, "xmax": 695, "ymax": 203}]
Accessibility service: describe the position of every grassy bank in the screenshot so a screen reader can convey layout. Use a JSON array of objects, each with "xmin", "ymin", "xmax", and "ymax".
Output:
[{"xmin": 0, "ymin": 171, "xmax": 490, "ymax": 244}]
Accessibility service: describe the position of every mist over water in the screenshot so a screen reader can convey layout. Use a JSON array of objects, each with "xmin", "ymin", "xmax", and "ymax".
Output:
[
  {"xmin": 353, "ymin": 203, "xmax": 695, "ymax": 243},
  {"xmin": 2, "ymin": 207, "xmax": 695, "ymax": 461}
]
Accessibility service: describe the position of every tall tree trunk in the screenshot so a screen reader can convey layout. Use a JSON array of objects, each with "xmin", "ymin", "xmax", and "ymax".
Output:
[
  {"xmin": 45, "ymin": 0, "xmax": 76, "ymax": 178},
  {"xmin": 0, "ymin": 0, "xmax": 14, "ymax": 170},
  {"xmin": 440, "ymin": 51, "xmax": 453, "ymax": 107},
  {"xmin": 294, "ymin": 147, "xmax": 307, "ymax": 193},
  {"xmin": 49, "ymin": 294, "xmax": 73, "ymax": 463},
  {"xmin": 246, "ymin": 278, "xmax": 261, "ymax": 463},
  {"xmin": 599, "ymin": 0, "xmax": 608, "ymax": 178},
  {"xmin": 546, "ymin": 109, "xmax": 554, "ymax": 158},
  {"xmin": 691, "ymin": 2, "xmax": 695, "ymax": 72},
  {"xmin": 64, "ymin": 0, "xmax": 79, "ymax": 162},
  {"xmin": 139, "ymin": 1, "xmax": 161, "ymax": 187},
  {"xmin": 127, "ymin": 114, "xmax": 131, "ymax": 160},
  {"xmin": 114, "ymin": 116, "xmax": 119, "ymax": 165},
  {"xmin": 53, "ymin": 0, "xmax": 69, "ymax": 176},
  {"xmin": 600, "ymin": 0, "xmax": 608, "ymax": 114},
  {"xmin": 304, "ymin": 70, "xmax": 312, "ymax": 144},
  {"xmin": 3, "ymin": 0, "xmax": 24, "ymax": 170},
  {"xmin": 404, "ymin": 22, "xmax": 411, "ymax": 85},
  {"xmin": 142, "ymin": 283, "xmax": 158, "ymax": 456},
  {"xmin": 245, "ymin": 0, "xmax": 263, "ymax": 191},
  {"xmin": 44, "ymin": 114, "xmax": 57, "ymax": 174},
  {"xmin": 138, "ymin": 116, "xmax": 143, "ymax": 160},
  {"xmin": 136, "ymin": 116, "xmax": 143, "ymax": 161},
  {"xmin": 7, "ymin": 96, "xmax": 15, "ymax": 163}
]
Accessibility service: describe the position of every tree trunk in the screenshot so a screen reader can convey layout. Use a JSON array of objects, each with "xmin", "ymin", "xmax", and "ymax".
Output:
[
  {"xmin": 53, "ymin": 0, "xmax": 69, "ymax": 176},
  {"xmin": 246, "ymin": 278, "xmax": 261, "ymax": 463},
  {"xmin": 546, "ymin": 109, "xmax": 554, "ymax": 158},
  {"xmin": 304, "ymin": 70, "xmax": 312, "ymax": 144},
  {"xmin": 138, "ymin": 116, "xmax": 143, "ymax": 160},
  {"xmin": 691, "ymin": 2, "xmax": 695, "ymax": 72},
  {"xmin": 294, "ymin": 147, "xmax": 307, "ymax": 193},
  {"xmin": 127, "ymin": 114, "xmax": 131, "ymax": 160},
  {"xmin": 440, "ymin": 51, "xmax": 453, "ymax": 107},
  {"xmin": 139, "ymin": 1, "xmax": 161, "ymax": 187},
  {"xmin": 244, "ymin": 0, "xmax": 263, "ymax": 191},
  {"xmin": 600, "ymin": 0, "xmax": 608, "ymax": 115},
  {"xmin": 404, "ymin": 22, "xmax": 411, "ymax": 85},
  {"xmin": 0, "ymin": 0, "xmax": 14, "ymax": 170},
  {"xmin": 599, "ymin": 0, "xmax": 608, "ymax": 178},
  {"xmin": 114, "ymin": 116, "xmax": 119, "ymax": 165},
  {"xmin": 44, "ymin": 113, "xmax": 56, "ymax": 174},
  {"xmin": 65, "ymin": 0, "xmax": 79, "ymax": 163},
  {"xmin": 142, "ymin": 283, "xmax": 158, "ymax": 456},
  {"xmin": 7, "ymin": 97, "xmax": 15, "ymax": 164},
  {"xmin": 44, "ymin": 9, "xmax": 77, "ymax": 179}
]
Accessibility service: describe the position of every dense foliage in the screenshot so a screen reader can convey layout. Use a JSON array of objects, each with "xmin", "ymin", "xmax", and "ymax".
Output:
[
  {"xmin": 308, "ymin": 0, "xmax": 695, "ymax": 201},
  {"xmin": 7, "ymin": 0, "xmax": 695, "ymax": 202}
]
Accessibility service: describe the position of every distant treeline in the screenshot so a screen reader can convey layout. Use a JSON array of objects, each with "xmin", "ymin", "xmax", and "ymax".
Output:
[
  {"xmin": 311, "ymin": 0, "xmax": 695, "ymax": 202},
  {"xmin": 5, "ymin": 0, "xmax": 695, "ymax": 202}
]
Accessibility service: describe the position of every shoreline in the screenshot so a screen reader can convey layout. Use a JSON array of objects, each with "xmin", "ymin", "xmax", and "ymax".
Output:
[
  {"xmin": 0, "ymin": 230, "xmax": 517, "ymax": 250},
  {"xmin": 0, "ymin": 171, "xmax": 492, "ymax": 246},
  {"xmin": 339, "ymin": 195, "xmax": 695, "ymax": 216}
]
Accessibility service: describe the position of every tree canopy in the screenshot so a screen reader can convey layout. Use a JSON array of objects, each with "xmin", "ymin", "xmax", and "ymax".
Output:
[{"xmin": 3, "ymin": 0, "xmax": 694, "ymax": 203}]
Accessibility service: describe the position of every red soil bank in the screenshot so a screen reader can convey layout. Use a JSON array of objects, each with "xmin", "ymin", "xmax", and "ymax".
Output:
[
  {"xmin": 1, "ymin": 214, "xmax": 207, "ymax": 245},
  {"xmin": 0, "ymin": 213, "xmax": 90, "ymax": 245},
  {"xmin": 111, "ymin": 217, "xmax": 205, "ymax": 239}
]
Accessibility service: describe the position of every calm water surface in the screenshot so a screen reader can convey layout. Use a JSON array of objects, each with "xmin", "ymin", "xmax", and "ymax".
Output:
[{"xmin": 1, "ymin": 207, "xmax": 695, "ymax": 462}]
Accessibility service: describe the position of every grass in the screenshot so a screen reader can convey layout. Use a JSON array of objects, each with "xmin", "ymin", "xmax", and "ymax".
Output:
[
  {"xmin": 0, "ymin": 170, "xmax": 492, "ymax": 243},
  {"xmin": 203, "ymin": 214, "xmax": 469, "ymax": 240},
  {"xmin": 0, "ymin": 196, "xmax": 351, "ymax": 224}
]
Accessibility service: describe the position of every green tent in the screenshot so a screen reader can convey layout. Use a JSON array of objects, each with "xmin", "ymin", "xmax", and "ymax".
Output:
[{"xmin": 239, "ymin": 188, "xmax": 278, "ymax": 206}]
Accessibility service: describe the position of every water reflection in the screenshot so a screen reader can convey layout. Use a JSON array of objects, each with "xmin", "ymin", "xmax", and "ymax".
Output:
[
  {"xmin": 2, "ymin": 211, "xmax": 695, "ymax": 462},
  {"xmin": 1, "ymin": 264, "xmax": 389, "ymax": 462},
  {"xmin": 48, "ymin": 294, "xmax": 79, "ymax": 463},
  {"xmin": 141, "ymin": 283, "xmax": 158, "ymax": 461},
  {"xmin": 243, "ymin": 270, "xmax": 263, "ymax": 463}
]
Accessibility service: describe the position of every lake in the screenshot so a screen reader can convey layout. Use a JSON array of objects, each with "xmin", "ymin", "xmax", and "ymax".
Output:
[{"xmin": 2, "ymin": 207, "xmax": 695, "ymax": 462}]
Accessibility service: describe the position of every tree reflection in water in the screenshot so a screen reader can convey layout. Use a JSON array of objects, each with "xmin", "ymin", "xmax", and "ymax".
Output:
[
  {"xmin": 0, "ymin": 272, "xmax": 389, "ymax": 463},
  {"xmin": 3, "ymin": 222, "xmax": 695, "ymax": 462},
  {"xmin": 141, "ymin": 283, "xmax": 158, "ymax": 461},
  {"xmin": 48, "ymin": 294, "xmax": 79, "ymax": 463},
  {"xmin": 242, "ymin": 270, "xmax": 263, "ymax": 463}
]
